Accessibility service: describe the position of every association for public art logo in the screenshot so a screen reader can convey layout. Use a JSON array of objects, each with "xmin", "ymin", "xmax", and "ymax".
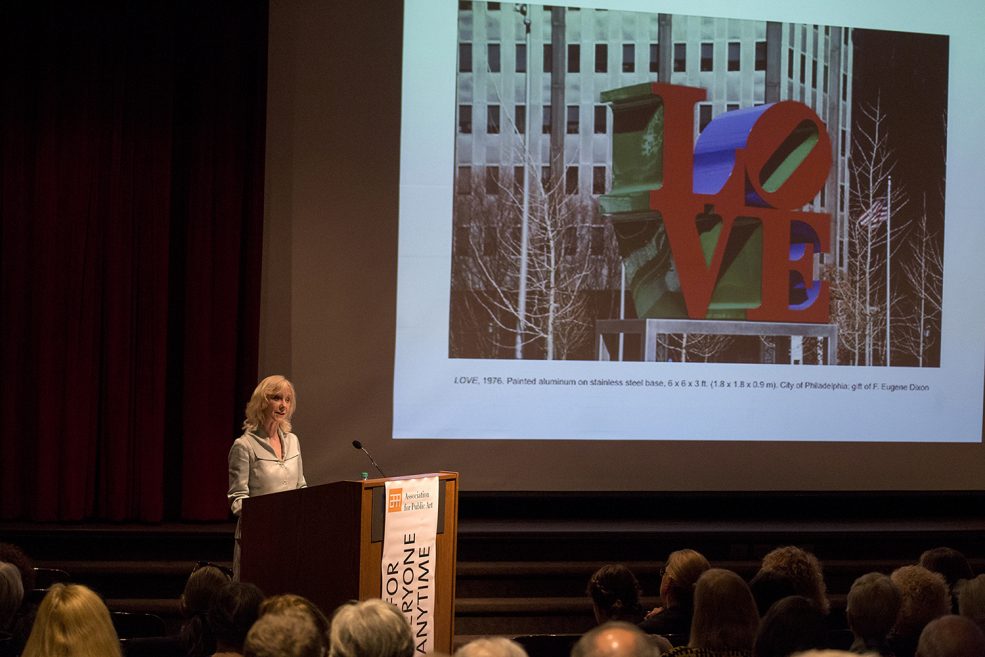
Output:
[
  {"xmin": 604, "ymin": 82, "xmax": 833, "ymax": 323},
  {"xmin": 388, "ymin": 488, "xmax": 403, "ymax": 513}
]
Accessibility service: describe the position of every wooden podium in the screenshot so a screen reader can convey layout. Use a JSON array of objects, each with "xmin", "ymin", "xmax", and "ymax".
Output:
[{"xmin": 240, "ymin": 472, "xmax": 459, "ymax": 652}]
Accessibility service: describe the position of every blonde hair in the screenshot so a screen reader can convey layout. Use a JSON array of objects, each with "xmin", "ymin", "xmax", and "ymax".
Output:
[
  {"xmin": 958, "ymin": 574, "xmax": 985, "ymax": 631},
  {"xmin": 22, "ymin": 583, "xmax": 122, "ymax": 657},
  {"xmin": 664, "ymin": 549, "xmax": 711, "ymax": 607},
  {"xmin": 243, "ymin": 375, "xmax": 296, "ymax": 433}
]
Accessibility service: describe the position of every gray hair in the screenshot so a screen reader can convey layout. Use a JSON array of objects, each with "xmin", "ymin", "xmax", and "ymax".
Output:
[
  {"xmin": 329, "ymin": 599, "xmax": 414, "ymax": 657},
  {"xmin": 571, "ymin": 621, "xmax": 662, "ymax": 657},
  {"xmin": 0, "ymin": 562, "xmax": 24, "ymax": 630},
  {"xmin": 454, "ymin": 637, "xmax": 528, "ymax": 657}
]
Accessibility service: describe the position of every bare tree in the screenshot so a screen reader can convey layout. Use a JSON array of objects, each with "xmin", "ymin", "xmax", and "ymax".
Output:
[
  {"xmin": 450, "ymin": 167, "xmax": 620, "ymax": 360},
  {"xmin": 832, "ymin": 97, "xmax": 909, "ymax": 365},
  {"xmin": 898, "ymin": 196, "xmax": 943, "ymax": 366},
  {"xmin": 656, "ymin": 333, "xmax": 735, "ymax": 363}
]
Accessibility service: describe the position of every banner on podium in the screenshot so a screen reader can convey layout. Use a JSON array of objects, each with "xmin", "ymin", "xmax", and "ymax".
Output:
[{"xmin": 381, "ymin": 476, "xmax": 439, "ymax": 653}]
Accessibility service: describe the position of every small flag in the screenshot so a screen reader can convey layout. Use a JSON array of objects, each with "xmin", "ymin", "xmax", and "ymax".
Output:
[{"xmin": 858, "ymin": 198, "xmax": 888, "ymax": 227}]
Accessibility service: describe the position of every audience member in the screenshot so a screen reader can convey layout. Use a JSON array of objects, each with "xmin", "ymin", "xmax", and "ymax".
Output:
[
  {"xmin": 208, "ymin": 582, "xmax": 264, "ymax": 657},
  {"xmin": 914, "ymin": 615, "xmax": 985, "ymax": 657},
  {"xmin": 454, "ymin": 637, "xmax": 528, "ymax": 657},
  {"xmin": 0, "ymin": 563, "xmax": 23, "ymax": 632},
  {"xmin": 753, "ymin": 596, "xmax": 826, "ymax": 657},
  {"xmin": 957, "ymin": 574, "xmax": 985, "ymax": 633},
  {"xmin": 181, "ymin": 563, "xmax": 233, "ymax": 657},
  {"xmin": 889, "ymin": 565, "xmax": 950, "ymax": 657},
  {"xmin": 640, "ymin": 550, "xmax": 710, "ymax": 644},
  {"xmin": 572, "ymin": 621, "xmax": 663, "ymax": 657},
  {"xmin": 664, "ymin": 569, "xmax": 758, "ymax": 657},
  {"xmin": 748, "ymin": 571, "xmax": 798, "ymax": 618},
  {"xmin": 588, "ymin": 565, "xmax": 646, "ymax": 625},
  {"xmin": 845, "ymin": 572, "xmax": 901, "ymax": 657},
  {"xmin": 919, "ymin": 548, "xmax": 973, "ymax": 613},
  {"xmin": 757, "ymin": 547, "xmax": 829, "ymax": 615},
  {"xmin": 0, "ymin": 543, "xmax": 38, "ymax": 653},
  {"xmin": 260, "ymin": 594, "xmax": 329, "ymax": 641},
  {"xmin": 21, "ymin": 583, "xmax": 122, "ymax": 657},
  {"xmin": 328, "ymin": 599, "xmax": 414, "ymax": 657},
  {"xmin": 244, "ymin": 610, "xmax": 324, "ymax": 657}
]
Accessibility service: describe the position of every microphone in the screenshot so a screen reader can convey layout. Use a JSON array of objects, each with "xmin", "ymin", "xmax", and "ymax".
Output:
[{"xmin": 352, "ymin": 440, "xmax": 386, "ymax": 478}]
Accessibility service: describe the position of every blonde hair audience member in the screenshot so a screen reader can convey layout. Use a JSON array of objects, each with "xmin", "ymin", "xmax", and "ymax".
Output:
[
  {"xmin": 958, "ymin": 573, "xmax": 985, "ymax": 633},
  {"xmin": 21, "ymin": 584, "xmax": 121, "ymax": 657},
  {"xmin": 260, "ymin": 594, "xmax": 329, "ymax": 641}
]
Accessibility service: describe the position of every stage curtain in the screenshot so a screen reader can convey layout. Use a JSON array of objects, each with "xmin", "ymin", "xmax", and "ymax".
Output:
[{"xmin": 0, "ymin": 2, "xmax": 267, "ymax": 521}]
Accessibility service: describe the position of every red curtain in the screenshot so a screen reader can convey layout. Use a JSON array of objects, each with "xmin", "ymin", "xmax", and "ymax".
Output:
[{"xmin": 0, "ymin": 2, "xmax": 267, "ymax": 521}]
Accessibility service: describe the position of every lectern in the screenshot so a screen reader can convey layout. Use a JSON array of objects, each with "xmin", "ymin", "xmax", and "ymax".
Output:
[{"xmin": 240, "ymin": 472, "xmax": 459, "ymax": 652}]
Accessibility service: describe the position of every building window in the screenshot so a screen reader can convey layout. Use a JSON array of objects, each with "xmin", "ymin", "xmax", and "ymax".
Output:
[
  {"xmin": 622, "ymin": 44, "xmax": 635, "ymax": 73},
  {"xmin": 543, "ymin": 44, "xmax": 553, "ymax": 73},
  {"xmin": 486, "ymin": 166, "xmax": 499, "ymax": 195},
  {"xmin": 698, "ymin": 104, "xmax": 713, "ymax": 131},
  {"xmin": 488, "ymin": 43, "xmax": 501, "ymax": 73},
  {"xmin": 727, "ymin": 42, "xmax": 740, "ymax": 71},
  {"xmin": 542, "ymin": 105, "xmax": 552, "ymax": 134},
  {"xmin": 568, "ymin": 44, "xmax": 580, "ymax": 73},
  {"xmin": 516, "ymin": 43, "xmax": 526, "ymax": 73},
  {"xmin": 565, "ymin": 166, "xmax": 578, "ymax": 195},
  {"xmin": 649, "ymin": 43, "xmax": 659, "ymax": 73},
  {"xmin": 800, "ymin": 53, "xmax": 806, "ymax": 84},
  {"xmin": 595, "ymin": 44, "xmax": 607, "ymax": 73},
  {"xmin": 487, "ymin": 2, "xmax": 500, "ymax": 10},
  {"xmin": 566, "ymin": 105, "xmax": 579, "ymax": 134},
  {"xmin": 459, "ymin": 2, "xmax": 471, "ymax": 11},
  {"xmin": 541, "ymin": 164, "xmax": 552, "ymax": 189},
  {"xmin": 592, "ymin": 167, "xmax": 606, "ymax": 195},
  {"xmin": 823, "ymin": 64, "xmax": 829, "ymax": 91},
  {"xmin": 515, "ymin": 104, "xmax": 525, "ymax": 135},
  {"xmin": 458, "ymin": 105, "xmax": 472, "ymax": 134},
  {"xmin": 458, "ymin": 166, "xmax": 471, "ymax": 195},
  {"xmin": 514, "ymin": 166, "xmax": 524, "ymax": 191},
  {"xmin": 755, "ymin": 41, "xmax": 766, "ymax": 71},
  {"xmin": 460, "ymin": 43, "xmax": 473, "ymax": 73},
  {"xmin": 700, "ymin": 43, "xmax": 713, "ymax": 72},
  {"xmin": 840, "ymin": 129, "xmax": 847, "ymax": 158},
  {"xmin": 674, "ymin": 43, "xmax": 687, "ymax": 72},
  {"xmin": 590, "ymin": 225, "xmax": 606, "ymax": 255},
  {"xmin": 454, "ymin": 225, "xmax": 469, "ymax": 256},
  {"xmin": 842, "ymin": 73, "xmax": 848, "ymax": 101},
  {"xmin": 482, "ymin": 226, "xmax": 496, "ymax": 256},
  {"xmin": 726, "ymin": 103, "xmax": 739, "ymax": 112},
  {"xmin": 787, "ymin": 48, "xmax": 794, "ymax": 78},
  {"xmin": 594, "ymin": 105, "xmax": 607, "ymax": 134},
  {"xmin": 487, "ymin": 105, "xmax": 500, "ymax": 134},
  {"xmin": 811, "ymin": 59, "xmax": 817, "ymax": 88}
]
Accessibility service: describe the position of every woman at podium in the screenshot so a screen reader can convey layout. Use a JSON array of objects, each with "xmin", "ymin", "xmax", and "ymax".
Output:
[{"xmin": 227, "ymin": 375, "xmax": 307, "ymax": 578}]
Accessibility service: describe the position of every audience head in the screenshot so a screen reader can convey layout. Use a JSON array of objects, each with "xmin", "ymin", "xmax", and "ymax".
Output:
[
  {"xmin": 892, "ymin": 565, "xmax": 951, "ymax": 639},
  {"xmin": 571, "ymin": 621, "xmax": 661, "ymax": 657},
  {"xmin": 245, "ymin": 609, "xmax": 325, "ymax": 657},
  {"xmin": 846, "ymin": 572, "xmax": 902, "ymax": 644},
  {"xmin": 181, "ymin": 563, "xmax": 232, "ymax": 617},
  {"xmin": 0, "ymin": 561, "xmax": 24, "ymax": 630},
  {"xmin": 915, "ymin": 615, "xmax": 985, "ymax": 657},
  {"xmin": 749, "ymin": 569, "xmax": 799, "ymax": 617},
  {"xmin": 689, "ymin": 568, "xmax": 759, "ymax": 651},
  {"xmin": 919, "ymin": 548, "xmax": 973, "ymax": 591},
  {"xmin": 21, "ymin": 583, "xmax": 121, "ymax": 657},
  {"xmin": 0, "ymin": 543, "xmax": 36, "ymax": 591},
  {"xmin": 587, "ymin": 564, "xmax": 645, "ymax": 624},
  {"xmin": 758, "ymin": 546, "xmax": 829, "ymax": 614},
  {"xmin": 454, "ymin": 637, "xmax": 528, "ymax": 657},
  {"xmin": 208, "ymin": 582, "xmax": 264, "ymax": 653},
  {"xmin": 958, "ymin": 574, "xmax": 985, "ymax": 632},
  {"xmin": 660, "ymin": 549, "xmax": 710, "ymax": 610},
  {"xmin": 753, "ymin": 595, "xmax": 826, "ymax": 657},
  {"xmin": 261, "ymin": 594, "xmax": 329, "ymax": 640},
  {"xmin": 329, "ymin": 599, "xmax": 413, "ymax": 657}
]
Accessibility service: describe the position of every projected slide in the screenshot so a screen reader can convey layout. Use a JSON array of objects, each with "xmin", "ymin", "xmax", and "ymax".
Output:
[{"xmin": 394, "ymin": 0, "xmax": 984, "ymax": 441}]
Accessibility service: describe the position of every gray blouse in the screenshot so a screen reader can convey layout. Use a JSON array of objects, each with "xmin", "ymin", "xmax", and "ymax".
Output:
[{"xmin": 227, "ymin": 428, "xmax": 307, "ymax": 517}]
